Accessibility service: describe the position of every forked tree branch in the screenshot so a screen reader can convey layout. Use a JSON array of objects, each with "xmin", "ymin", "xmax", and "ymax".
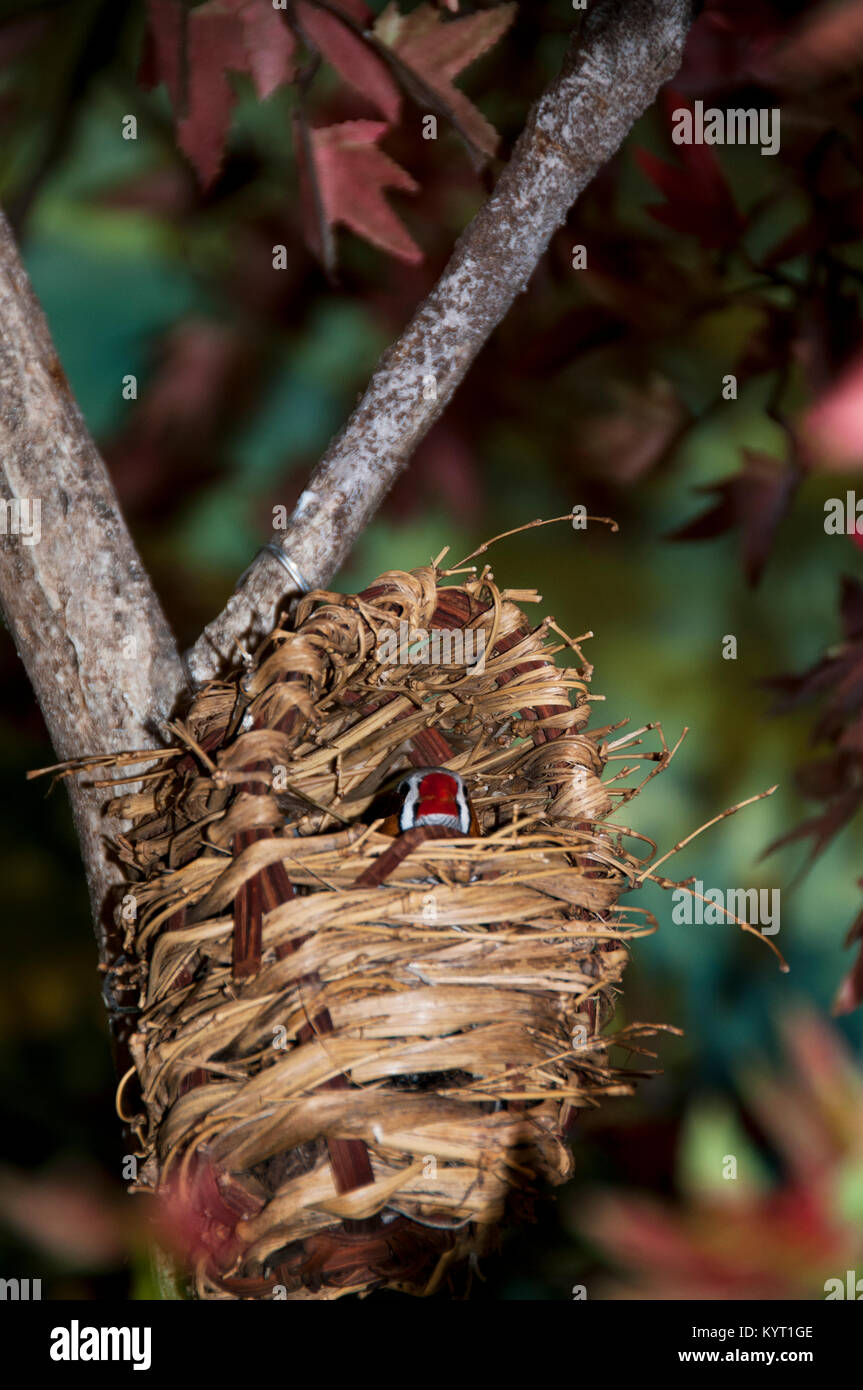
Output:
[{"xmin": 186, "ymin": 0, "xmax": 693, "ymax": 683}]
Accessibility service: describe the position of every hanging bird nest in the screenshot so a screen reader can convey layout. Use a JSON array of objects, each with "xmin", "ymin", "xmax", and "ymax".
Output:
[{"xmin": 52, "ymin": 557, "xmax": 684, "ymax": 1299}]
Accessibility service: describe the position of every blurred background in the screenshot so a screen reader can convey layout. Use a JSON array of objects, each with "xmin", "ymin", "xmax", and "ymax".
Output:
[{"xmin": 2, "ymin": 0, "xmax": 863, "ymax": 1299}]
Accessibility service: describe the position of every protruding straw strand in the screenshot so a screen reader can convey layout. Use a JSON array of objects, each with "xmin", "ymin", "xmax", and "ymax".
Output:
[{"xmin": 636, "ymin": 785, "xmax": 779, "ymax": 884}]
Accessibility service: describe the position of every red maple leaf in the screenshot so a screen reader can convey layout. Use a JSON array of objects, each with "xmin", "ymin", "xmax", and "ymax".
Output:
[
  {"xmin": 635, "ymin": 91, "xmax": 745, "ymax": 250},
  {"xmin": 143, "ymin": 0, "xmax": 296, "ymax": 188},
  {"xmin": 298, "ymin": 119, "xmax": 421, "ymax": 266},
  {"xmin": 296, "ymin": 2, "xmax": 400, "ymax": 122},
  {"xmin": 373, "ymin": 1, "xmax": 515, "ymax": 163}
]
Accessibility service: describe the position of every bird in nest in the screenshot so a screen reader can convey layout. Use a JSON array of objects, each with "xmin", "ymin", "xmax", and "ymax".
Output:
[{"xmin": 384, "ymin": 767, "xmax": 479, "ymax": 838}]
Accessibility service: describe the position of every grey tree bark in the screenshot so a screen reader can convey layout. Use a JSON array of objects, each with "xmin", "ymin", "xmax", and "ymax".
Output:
[{"xmin": 0, "ymin": 214, "xmax": 186, "ymax": 955}]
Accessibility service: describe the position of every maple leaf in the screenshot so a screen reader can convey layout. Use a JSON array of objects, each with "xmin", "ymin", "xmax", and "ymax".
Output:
[
  {"xmin": 297, "ymin": 119, "xmax": 421, "ymax": 269},
  {"xmin": 142, "ymin": 0, "xmax": 184, "ymax": 108},
  {"xmin": 635, "ymin": 93, "xmax": 745, "ymax": 251},
  {"xmin": 765, "ymin": 577, "xmax": 863, "ymax": 1007},
  {"xmin": 763, "ymin": 793, "xmax": 862, "ymax": 877},
  {"xmin": 373, "ymin": 1, "xmax": 515, "ymax": 164},
  {"xmin": 143, "ymin": 0, "xmax": 296, "ymax": 188},
  {"xmin": 238, "ymin": 0, "xmax": 298, "ymax": 99},
  {"xmin": 295, "ymin": 2, "xmax": 400, "ymax": 122},
  {"xmin": 668, "ymin": 449, "xmax": 798, "ymax": 587},
  {"xmin": 765, "ymin": 581, "xmax": 863, "ymax": 743},
  {"xmin": 577, "ymin": 1011, "xmax": 863, "ymax": 1297}
]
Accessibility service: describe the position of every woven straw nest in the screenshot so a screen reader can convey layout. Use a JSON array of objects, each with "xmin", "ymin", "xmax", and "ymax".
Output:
[{"xmin": 85, "ymin": 562, "xmax": 676, "ymax": 1299}]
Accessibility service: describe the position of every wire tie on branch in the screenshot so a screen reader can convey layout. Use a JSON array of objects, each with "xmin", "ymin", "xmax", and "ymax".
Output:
[{"xmin": 236, "ymin": 542, "xmax": 312, "ymax": 594}]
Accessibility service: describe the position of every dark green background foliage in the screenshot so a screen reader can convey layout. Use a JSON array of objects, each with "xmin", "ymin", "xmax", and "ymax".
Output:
[{"xmin": 1, "ymin": 0, "xmax": 862, "ymax": 1298}]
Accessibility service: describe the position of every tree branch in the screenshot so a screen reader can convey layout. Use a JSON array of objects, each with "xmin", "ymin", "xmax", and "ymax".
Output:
[
  {"xmin": 0, "ymin": 210, "xmax": 187, "ymax": 954},
  {"xmin": 186, "ymin": 0, "xmax": 693, "ymax": 684}
]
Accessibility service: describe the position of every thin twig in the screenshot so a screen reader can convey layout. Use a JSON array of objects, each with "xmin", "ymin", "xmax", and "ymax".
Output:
[{"xmin": 636, "ymin": 785, "xmax": 779, "ymax": 883}]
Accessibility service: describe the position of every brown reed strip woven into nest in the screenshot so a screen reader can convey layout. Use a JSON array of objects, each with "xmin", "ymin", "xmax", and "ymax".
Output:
[{"xmin": 81, "ymin": 563, "xmax": 676, "ymax": 1299}]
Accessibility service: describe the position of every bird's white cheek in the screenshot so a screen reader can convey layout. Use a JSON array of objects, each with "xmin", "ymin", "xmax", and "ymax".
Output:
[{"xmin": 399, "ymin": 782, "xmax": 419, "ymax": 831}]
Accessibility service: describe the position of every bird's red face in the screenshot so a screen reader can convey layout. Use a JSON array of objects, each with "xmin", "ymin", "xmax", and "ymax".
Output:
[{"xmin": 397, "ymin": 769, "xmax": 472, "ymax": 834}]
